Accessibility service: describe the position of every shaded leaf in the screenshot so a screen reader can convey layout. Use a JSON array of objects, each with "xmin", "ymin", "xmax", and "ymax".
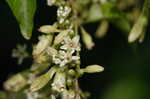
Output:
[{"xmin": 6, "ymin": 0, "xmax": 36, "ymax": 39}]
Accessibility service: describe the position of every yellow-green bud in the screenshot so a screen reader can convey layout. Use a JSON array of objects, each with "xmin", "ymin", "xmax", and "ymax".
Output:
[
  {"xmin": 96, "ymin": 20, "xmax": 109, "ymax": 38},
  {"xmin": 4, "ymin": 74, "xmax": 27, "ymax": 92},
  {"xmin": 128, "ymin": 15, "xmax": 148, "ymax": 43},
  {"xmin": 38, "ymin": 25, "xmax": 60, "ymax": 34},
  {"xmin": 83, "ymin": 65, "xmax": 104, "ymax": 73},
  {"xmin": 81, "ymin": 27, "xmax": 95, "ymax": 50},
  {"xmin": 46, "ymin": 47, "xmax": 58, "ymax": 56},
  {"xmin": 30, "ymin": 67, "xmax": 57, "ymax": 92},
  {"xmin": 51, "ymin": 71, "xmax": 66, "ymax": 92},
  {"xmin": 33, "ymin": 35, "xmax": 53, "ymax": 56},
  {"xmin": 54, "ymin": 30, "xmax": 69, "ymax": 45}
]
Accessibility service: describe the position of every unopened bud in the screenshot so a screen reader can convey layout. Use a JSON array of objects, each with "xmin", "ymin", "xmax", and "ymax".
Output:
[
  {"xmin": 38, "ymin": 25, "xmax": 60, "ymax": 34},
  {"xmin": 4, "ymin": 74, "xmax": 27, "ymax": 92},
  {"xmin": 33, "ymin": 35, "xmax": 53, "ymax": 56},
  {"xmin": 128, "ymin": 15, "xmax": 148, "ymax": 43},
  {"xmin": 47, "ymin": 0, "xmax": 56, "ymax": 6},
  {"xmin": 96, "ymin": 20, "xmax": 109, "ymax": 38},
  {"xmin": 81, "ymin": 27, "xmax": 95, "ymax": 50},
  {"xmin": 30, "ymin": 67, "xmax": 57, "ymax": 92},
  {"xmin": 46, "ymin": 47, "xmax": 58, "ymax": 56},
  {"xmin": 83, "ymin": 65, "xmax": 104, "ymax": 73},
  {"xmin": 54, "ymin": 30, "xmax": 69, "ymax": 45},
  {"xmin": 51, "ymin": 71, "xmax": 66, "ymax": 92}
]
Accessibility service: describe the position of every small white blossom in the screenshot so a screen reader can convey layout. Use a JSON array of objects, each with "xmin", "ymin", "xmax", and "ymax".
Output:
[
  {"xmin": 53, "ymin": 50, "xmax": 80, "ymax": 67},
  {"xmin": 60, "ymin": 35, "xmax": 81, "ymax": 52},
  {"xmin": 57, "ymin": 6, "xmax": 71, "ymax": 18},
  {"xmin": 57, "ymin": 6, "xmax": 71, "ymax": 24},
  {"xmin": 53, "ymin": 31, "xmax": 80, "ymax": 67}
]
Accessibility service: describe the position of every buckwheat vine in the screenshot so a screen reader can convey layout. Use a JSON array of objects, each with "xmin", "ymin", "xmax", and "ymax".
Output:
[
  {"xmin": 3, "ymin": 0, "xmax": 104, "ymax": 99},
  {"xmin": 1, "ymin": 0, "xmax": 150, "ymax": 99}
]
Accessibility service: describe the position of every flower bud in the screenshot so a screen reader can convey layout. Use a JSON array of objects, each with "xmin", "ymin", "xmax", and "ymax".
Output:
[
  {"xmin": 4, "ymin": 74, "xmax": 27, "ymax": 92},
  {"xmin": 33, "ymin": 35, "xmax": 53, "ymax": 56},
  {"xmin": 51, "ymin": 71, "xmax": 66, "ymax": 92},
  {"xmin": 54, "ymin": 30, "xmax": 69, "ymax": 45},
  {"xmin": 83, "ymin": 65, "xmax": 104, "ymax": 73},
  {"xmin": 81, "ymin": 27, "xmax": 95, "ymax": 50},
  {"xmin": 96, "ymin": 20, "xmax": 109, "ymax": 38},
  {"xmin": 46, "ymin": 47, "xmax": 58, "ymax": 56},
  {"xmin": 30, "ymin": 67, "xmax": 57, "ymax": 92},
  {"xmin": 35, "ymin": 54, "xmax": 49, "ymax": 64},
  {"xmin": 38, "ymin": 25, "xmax": 60, "ymax": 34},
  {"xmin": 61, "ymin": 90, "xmax": 75, "ymax": 99},
  {"xmin": 128, "ymin": 15, "xmax": 148, "ymax": 43}
]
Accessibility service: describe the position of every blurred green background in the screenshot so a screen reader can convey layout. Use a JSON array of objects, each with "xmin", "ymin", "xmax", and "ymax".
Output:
[{"xmin": 0, "ymin": 0, "xmax": 150, "ymax": 99}]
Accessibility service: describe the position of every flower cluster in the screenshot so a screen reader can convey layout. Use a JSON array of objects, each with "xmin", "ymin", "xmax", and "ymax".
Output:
[
  {"xmin": 3, "ymin": 1, "xmax": 105, "ymax": 99},
  {"xmin": 57, "ymin": 5, "xmax": 71, "ymax": 24},
  {"xmin": 53, "ymin": 35, "xmax": 80, "ymax": 67}
]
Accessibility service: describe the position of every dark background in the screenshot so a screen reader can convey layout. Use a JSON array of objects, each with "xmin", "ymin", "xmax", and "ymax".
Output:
[{"xmin": 0, "ymin": 0, "xmax": 150, "ymax": 99}]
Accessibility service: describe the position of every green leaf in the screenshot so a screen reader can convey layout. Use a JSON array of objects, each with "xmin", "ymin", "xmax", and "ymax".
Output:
[{"xmin": 6, "ymin": 0, "xmax": 36, "ymax": 39}]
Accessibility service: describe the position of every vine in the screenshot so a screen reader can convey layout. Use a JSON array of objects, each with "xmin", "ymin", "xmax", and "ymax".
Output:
[{"xmin": 0, "ymin": 0, "xmax": 150, "ymax": 99}]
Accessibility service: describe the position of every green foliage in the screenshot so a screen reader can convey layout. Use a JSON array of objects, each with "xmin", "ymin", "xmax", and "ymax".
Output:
[{"xmin": 6, "ymin": 0, "xmax": 36, "ymax": 39}]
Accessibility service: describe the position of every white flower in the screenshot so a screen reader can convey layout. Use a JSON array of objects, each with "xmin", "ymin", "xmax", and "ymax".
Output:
[
  {"xmin": 60, "ymin": 35, "xmax": 81, "ymax": 52},
  {"xmin": 53, "ymin": 50, "xmax": 80, "ymax": 67},
  {"xmin": 57, "ymin": 6, "xmax": 71, "ymax": 24},
  {"xmin": 57, "ymin": 6, "xmax": 71, "ymax": 18}
]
